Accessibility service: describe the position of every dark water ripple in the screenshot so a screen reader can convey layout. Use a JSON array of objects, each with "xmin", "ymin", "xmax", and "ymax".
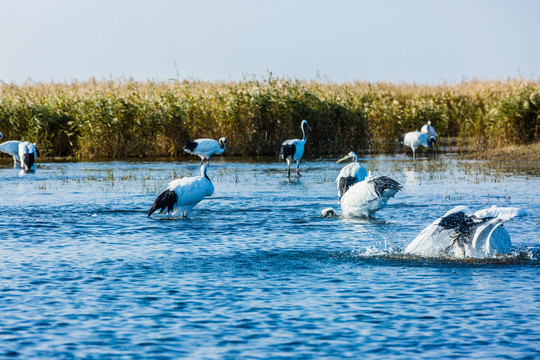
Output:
[{"xmin": 0, "ymin": 156, "xmax": 539, "ymax": 359}]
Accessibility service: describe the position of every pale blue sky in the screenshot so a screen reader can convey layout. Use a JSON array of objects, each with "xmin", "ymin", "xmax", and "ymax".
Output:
[{"xmin": 1, "ymin": 0, "xmax": 539, "ymax": 84}]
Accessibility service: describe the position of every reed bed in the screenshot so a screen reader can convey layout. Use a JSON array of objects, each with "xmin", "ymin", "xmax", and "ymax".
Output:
[{"xmin": 0, "ymin": 76, "xmax": 538, "ymax": 158}]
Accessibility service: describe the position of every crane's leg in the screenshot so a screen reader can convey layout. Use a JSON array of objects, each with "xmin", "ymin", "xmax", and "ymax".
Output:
[
  {"xmin": 287, "ymin": 160, "xmax": 291, "ymax": 178},
  {"xmin": 296, "ymin": 161, "xmax": 301, "ymax": 177}
]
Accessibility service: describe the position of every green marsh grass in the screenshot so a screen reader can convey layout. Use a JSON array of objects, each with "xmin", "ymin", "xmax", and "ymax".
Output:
[{"xmin": 0, "ymin": 77, "xmax": 538, "ymax": 159}]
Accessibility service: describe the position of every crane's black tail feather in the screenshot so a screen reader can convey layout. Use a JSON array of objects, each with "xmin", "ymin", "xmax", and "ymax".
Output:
[
  {"xmin": 369, "ymin": 176, "xmax": 403, "ymax": 197},
  {"xmin": 183, "ymin": 140, "xmax": 198, "ymax": 153},
  {"xmin": 279, "ymin": 144, "xmax": 296, "ymax": 160},
  {"xmin": 148, "ymin": 190, "xmax": 178, "ymax": 217}
]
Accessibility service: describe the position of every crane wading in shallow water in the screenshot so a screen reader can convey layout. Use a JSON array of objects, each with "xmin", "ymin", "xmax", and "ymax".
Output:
[
  {"xmin": 339, "ymin": 173, "xmax": 403, "ymax": 218},
  {"xmin": 279, "ymin": 120, "xmax": 311, "ymax": 177},
  {"xmin": 336, "ymin": 152, "xmax": 368, "ymax": 199},
  {"xmin": 404, "ymin": 205, "xmax": 527, "ymax": 259},
  {"xmin": 148, "ymin": 163, "xmax": 214, "ymax": 218},
  {"xmin": 399, "ymin": 130, "xmax": 430, "ymax": 159},
  {"xmin": 183, "ymin": 138, "xmax": 226, "ymax": 164},
  {"xmin": 0, "ymin": 134, "xmax": 39, "ymax": 170},
  {"xmin": 322, "ymin": 164, "xmax": 402, "ymax": 219}
]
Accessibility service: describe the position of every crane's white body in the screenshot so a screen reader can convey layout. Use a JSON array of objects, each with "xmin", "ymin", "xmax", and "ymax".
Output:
[
  {"xmin": 0, "ymin": 140, "xmax": 22, "ymax": 165},
  {"xmin": 164, "ymin": 176, "xmax": 214, "ymax": 217},
  {"xmin": 282, "ymin": 138, "xmax": 305, "ymax": 160},
  {"xmin": 336, "ymin": 152, "xmax": 368, "ymax": 199},
  {"xmin": 149, "ymin": 164, "xmax": 214, "ymax": 217},
  {"xmin": 184, "ymin": 138, "xmax": 226, "ymax": 163},
  {"xmin": 404, "ymin": 205, "xmax": 527, "ymax": 259},
  {"xmin": 401, "ymin": 131, "xmax": 429, "ymax": 159},
  {"xmin": 340, "ymin": 173, "xmax": 402, "ymax": 218},
  {"xmin": 280, "ymin": 120, "xmax": 310, "ymax": 177}
]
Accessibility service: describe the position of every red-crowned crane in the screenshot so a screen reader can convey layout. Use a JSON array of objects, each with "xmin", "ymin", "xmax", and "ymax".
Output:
[
  {"xmin": 148, "ymin": 163, "xmax": 214, "ymax": 218},
  {"xmin": 183, "ymin": 138, "xmax": 226, "ymax": 164},
  {"xmin": 322, "ymin": 171, "xmax": 402, "ymax": 218},
  {"xmin": 339, "ymin": 173, "xmax": 403, "ymax": 218},
  {"xmin": 404, "ymin": 205, "xmax": 527, "ymax": 258},
  {"xmin": 399, "ymin": 130, "xmax": 429, "ymax": 159},
  {"xmin": 279, "ymin": 120, "xmax": 310, "ymax": 177}
]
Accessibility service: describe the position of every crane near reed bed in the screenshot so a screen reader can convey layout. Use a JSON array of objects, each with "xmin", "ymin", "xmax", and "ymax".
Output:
[
  {"xmin": 183, "ymin": 138, "xmax": 227, "ymax": 164},
  {"xmin": 279, "ymin": 120, "xmax": 311, "ymax": 177},
  {"xmin": 148, "ymin": 163, "xmax": 214, "ymax": 218}
]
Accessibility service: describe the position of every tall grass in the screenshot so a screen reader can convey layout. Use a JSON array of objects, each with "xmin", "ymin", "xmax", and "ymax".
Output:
[{"xmin": 0, "ymin": 76, "xmax": 538, "ymax": 158}]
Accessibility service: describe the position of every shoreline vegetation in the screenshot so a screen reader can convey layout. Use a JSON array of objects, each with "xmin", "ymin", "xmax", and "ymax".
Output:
[
  {"xmin": 0, "ymin": 76, "xmax": 538, "ymax": 159},
  {"xmin": 461, "ymin": 142, "xmax": 540, "ymax": 175}
]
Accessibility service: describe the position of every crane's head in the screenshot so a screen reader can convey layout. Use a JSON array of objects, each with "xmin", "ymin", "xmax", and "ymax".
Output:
[
  {"xmin": 337, "ymin": 151, "xmax": 358, "ymax": 163},
  {"xmin": 301, "ymin": 120, "xmax": 311, "ymax": 131},
  {"xmin": 321, "ymin": 207, "xmax": 338, "ymax": 218},
  {"xmin": 219, "ymin": 137, "xmax": 227, "ymax": 148}
]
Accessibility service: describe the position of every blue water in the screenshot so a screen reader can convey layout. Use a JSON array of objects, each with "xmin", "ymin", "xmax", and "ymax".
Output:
[{"xmin": 0, "ymin": 155, "xmax": 539, "ymax": 359}]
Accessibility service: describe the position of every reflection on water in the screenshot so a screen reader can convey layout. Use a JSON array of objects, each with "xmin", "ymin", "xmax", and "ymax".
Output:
[{"xmin": 0, "ymin": 155, "xmax": 538, "ymax": 359}]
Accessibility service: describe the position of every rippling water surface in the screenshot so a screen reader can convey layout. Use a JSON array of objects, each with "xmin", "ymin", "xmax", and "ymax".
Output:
[{"xmin": 0, "ymin": 155, "xmax": 539, "ymax": 359}]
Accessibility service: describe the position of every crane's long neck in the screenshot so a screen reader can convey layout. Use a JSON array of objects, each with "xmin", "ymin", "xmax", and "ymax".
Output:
[
  {"xmin": 301, "ymin": 124, "xmax": 308, "ymax": 142},
  {"xmin": 201, "ymin": 165, "xmax": 210, "ymax": 180}
]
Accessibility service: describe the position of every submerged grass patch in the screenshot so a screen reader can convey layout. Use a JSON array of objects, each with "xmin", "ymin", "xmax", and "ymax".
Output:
[
  {"xmin": 462, "ymin": 142, "xmax": 540, "ymax": 175},
  {"xmin": 0, "ymin": 77, "xmax": 538, "ymax": 159}
]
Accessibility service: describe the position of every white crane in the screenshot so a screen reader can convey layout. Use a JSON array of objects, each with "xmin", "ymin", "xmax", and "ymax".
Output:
[
  {"xmin": 322, "ymin": 172, "xmax": 402, "ymax": 218},
  {"xmin": 336, "ymin": 152, "xmax": 368, "ymax": 199},
  {"xmin": 18, "ymin": 142, "xmax": 38, "ymax": 172},
  {"xmin": 404, "ymin": 205, "xmax": 527, "ymax": 258},
  {"xmin": 148, "ymin": 163, "xmax": 215, "ymax": 218},
  {"xmin": 1, "ymin": 137, "xmax": 39, "ymax": 170},
  {"xmin": 279, "ymin": 120, "xmax": 310, "ymax": 177},
  {"xmin": 399, "ymin": 130, "xmax": 429, "ymax": 159},
  {"xmin": 183, "ymin": 138, "xmax": 226, "ymax": 164},
  {"xmin": 340, "ymin": 173, "xmax": 403, "ymax": 217}
]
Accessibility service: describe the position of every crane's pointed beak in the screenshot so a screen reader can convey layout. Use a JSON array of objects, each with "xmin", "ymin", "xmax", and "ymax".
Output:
[{"xmin": 336, "ymin": 155, "xmax": 350, "ymax": 163}]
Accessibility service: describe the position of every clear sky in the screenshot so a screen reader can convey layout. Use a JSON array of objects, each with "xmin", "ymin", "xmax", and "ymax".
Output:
[{"xmin": 1, "ymin": 0, "xmax": 539, "ymax": 84}]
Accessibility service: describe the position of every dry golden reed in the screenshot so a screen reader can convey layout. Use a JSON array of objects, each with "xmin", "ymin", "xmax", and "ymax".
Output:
[{"xmin": 0, "ymin": 76, "xmax": 538, "ymax": 158}]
